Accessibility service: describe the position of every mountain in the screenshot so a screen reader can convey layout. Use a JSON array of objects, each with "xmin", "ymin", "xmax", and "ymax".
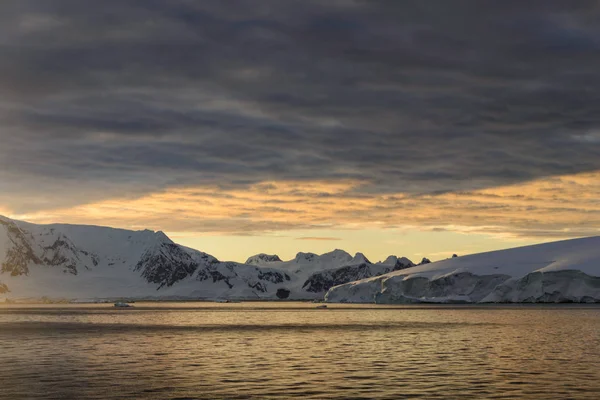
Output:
[
  {"xmin": 0, "ymin": 216, "xmax": 414, "ymax": 301},
  {"xmin": 325, "ymin": 236, "xmax": 600, "ymax": 304},
  {"xmin": 6, "ymin": 214, "xmax": 600, "ymax": 303},
  {"xmin": 245, "ymin": 253, "xmax": 282, "ymax": 265},
  {"xmin": 0, "ymin": 216, "xmax": 292, "ymax": 301},
  {"xmin": 245, "ymin": 249, "xmax": 415, "ymax": 295}
]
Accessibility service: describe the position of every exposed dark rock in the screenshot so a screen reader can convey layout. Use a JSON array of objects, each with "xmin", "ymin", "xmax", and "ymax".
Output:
[
  {"xmin": 0, "ymin": 219, "xmax": 41, "ymax": 276},
  {"xmin": 195, "ymin": 262, "xmax": 293, "ymax": 293},
  {"xmin": 249, "ymin": 281, "xmax": 267, "ymax": 292},
  {"xmin": 419, "ymin": 257, "xmax": 431, "ymax": 265},
  {"xmin": 196, "ymin": 268, "xmax": 233, "ymax": 289},
  {"xmin": 136, "ymin": 243, "xmax": 199, "ymax": 288},
  {"xmin": 257, "ymin": 270, "xmax": 289, "ymax": 283},
  {"xmin": 197, "ymin": 253, "xmax": 219, "ymax": 264},
  {"xmin": 303, "ymin": 263, "xmax": 376, "ymax": 293},
  {"xmin": 42, "ymin": 238, "xmax": 80, "ymax": 275},
  {"xmin": 0, "ymin": 218, "xmax": 99, "ymax": 277},
  {"xmin": 276, "ymin": 288, "xmax": 290, "ymax": 299},
  {"xmin": 393, "ymin": 259, "xmax": 414, "ymax": 271}
]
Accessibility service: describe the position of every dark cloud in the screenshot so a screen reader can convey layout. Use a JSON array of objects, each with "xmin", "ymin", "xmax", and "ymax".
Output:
[{"xmin": 2, "ymin": 0, "xmax": 600, "ymax": 212}]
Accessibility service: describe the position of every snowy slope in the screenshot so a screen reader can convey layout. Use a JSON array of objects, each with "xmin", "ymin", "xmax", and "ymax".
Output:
[
  {"xmin": 325, "ymin": 236, "xmax": 600, "ymax": 304},
  {"xmin": 0, "ymin": 216, "xmax": 292, "ymax": 301},
  {"xmin": 0, "ymin": 216, "xmax": 415, "ymax": 301}
]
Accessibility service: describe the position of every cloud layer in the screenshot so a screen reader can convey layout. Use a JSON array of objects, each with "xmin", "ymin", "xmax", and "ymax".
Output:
[
  {"xmin": 1, "ymin": 1, "xmax": 600, "ymax": 217},
  {"xmin": 13, "ymin": 172, "xmax": 600, "ymax": 240}
]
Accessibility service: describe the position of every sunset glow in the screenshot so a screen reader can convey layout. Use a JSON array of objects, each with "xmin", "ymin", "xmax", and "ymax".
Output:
[{"xmin": 5, "ymin": 171, "xmax": 599, "ymax": 262}]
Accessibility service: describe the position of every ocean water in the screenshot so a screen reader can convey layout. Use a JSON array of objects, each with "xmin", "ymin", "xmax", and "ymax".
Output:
[{"xmin": 0, "ymin": 303, "xmax": 599, "ymax": 399}]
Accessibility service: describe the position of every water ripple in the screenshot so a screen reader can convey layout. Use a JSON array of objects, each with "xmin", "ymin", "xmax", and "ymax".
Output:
[{"xmin": 0, "ymin": 303, "xmax": 599, "ymax": 399}]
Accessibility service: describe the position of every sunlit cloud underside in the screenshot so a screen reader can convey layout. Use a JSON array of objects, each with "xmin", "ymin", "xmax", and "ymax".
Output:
[{"xmin": 10, "ymin": 171, "xmax": 600, "ymax": 241}]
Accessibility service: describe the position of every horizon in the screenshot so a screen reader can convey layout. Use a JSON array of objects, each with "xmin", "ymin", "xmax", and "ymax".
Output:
[{"xmin": 2, "ymin": 212, "xmax": 591, "ymax": 265}]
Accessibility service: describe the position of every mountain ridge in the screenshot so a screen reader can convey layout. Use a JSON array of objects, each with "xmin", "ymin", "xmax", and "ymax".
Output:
[{"xmin": 0, "ymin": 217, "xmax": 415, "ymax": 301}]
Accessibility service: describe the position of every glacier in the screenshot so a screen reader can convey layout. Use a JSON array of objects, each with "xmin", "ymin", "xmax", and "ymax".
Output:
[{"xmin": 325, "ymin": 236, "xmax": 600, "ymax": 304}]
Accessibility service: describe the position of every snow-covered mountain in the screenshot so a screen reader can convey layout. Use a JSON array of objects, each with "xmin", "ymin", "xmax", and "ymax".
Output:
[
  {"xmin": 0, "ymin": 216, "xmax": 414, "ymax": 301},
  {"xmin": 325, "ymin": 236, "xmax": 600, "ymax": 304},
  {"xmin": 0, "ymin": 216, "xmax": 293, "ymax": 301},
  {"xmin": 245, "ymin": 253, "xmax": 282, "ymax": 265},
  {"xmin": 244, "ymin": 249, "xmax": 415, "ymax": 296}
]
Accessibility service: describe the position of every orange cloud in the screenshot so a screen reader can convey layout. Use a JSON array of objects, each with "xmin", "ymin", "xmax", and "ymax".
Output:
[
  {"xmin": 296, "ymin": 237, "xmax": 342, "ymax": 241},
  {"xmin": 8, "ymin": 172, "xmax": 600, "ymax": 240}
]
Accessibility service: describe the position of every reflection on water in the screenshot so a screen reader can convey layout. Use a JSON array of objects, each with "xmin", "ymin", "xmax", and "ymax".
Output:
[{"xmin": 0, "ymin": 303, "xmax": 599, "ymax": 399}]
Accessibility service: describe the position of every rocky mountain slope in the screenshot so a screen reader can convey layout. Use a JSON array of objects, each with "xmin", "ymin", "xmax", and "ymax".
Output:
[
  {"xmin": 0, "ymin": 216, "xmax": 292, "ymax": 301},
  {"xmin": 0, "ymin": 216, "xmax": 414, "ymax": 301},
  {"xmin": 325, "ymin": 236, "xmax": 600, "ymax": 304}
]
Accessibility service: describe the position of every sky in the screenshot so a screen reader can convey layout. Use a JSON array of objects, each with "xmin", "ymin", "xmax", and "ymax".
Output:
[{"xmin": 1, "ymin": 0, "xmax": 600, "ymax": 263}]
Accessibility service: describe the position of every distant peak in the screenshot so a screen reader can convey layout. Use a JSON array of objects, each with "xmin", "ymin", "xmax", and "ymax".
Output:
[
  {"xmin": 380, "ymin": 255, "xmax": 398, "ymax": 265},
  {"xmin": 295, "ymin": 252, "xmax": 318, "ymax": 262},
  {"xmin": 350, "ymin": 252, "xmax": 371, "ymax": 265},
  {"xmin": 379, "ymin": 255, "xmax": 414, "ymax": 267},
  {"xmin": 245, "ymin": 253, "xmax": 282, "ymax": 265},
  {"xmin": 397, "ymin": 256, "xmax": 414, "ymax": 265},
  {"xmin": 331, "ymin": 248, "xmax": 350, "ymax": 254},
  {"xmin": 321, "ymin": 249, "xmax": 352, "ymax": 259},
  {"xmin": 154, "ymin": 230, "xmax": 173, "ymax": 244}
]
